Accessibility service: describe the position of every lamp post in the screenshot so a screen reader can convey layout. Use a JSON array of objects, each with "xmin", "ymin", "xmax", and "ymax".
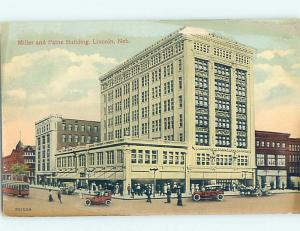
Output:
[{"xmin": 150, "ymin": 167, "xmax": 158, "ymax": 197}]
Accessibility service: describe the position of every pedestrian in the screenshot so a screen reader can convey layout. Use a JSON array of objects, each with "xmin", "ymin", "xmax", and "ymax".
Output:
[
  {"xmin": 127, "ymin": 184, "xmax": 131, "ymax": 195},
  {"xmin": 165, "ymin": 189, "xmax": 171, "ymax": 203},
  {"xmin": 146, "ymin": 186, "xmax": 152, "ymax": 203},
  {"xmin": 282, "ymin": 182, "xmax": 285, "ymax": 190},
  {"xmin": 120, "ymin": 185, "xmax": 124, "ymax": 196},
  {"xmin": 177, "ymin": 189, "xmax": 183, "ymax": 206},
  {"xmin": 57, "ymin": 190, "xmax": 62, "ymax": 203},
  {"xmin": 131, "ymin": 187, "xmax": 135, "ymax": 198},
  {"xmin": 163, "ymin": 183, "xmax": 167, "ymax": 195},
  {"xmin": 137, "ymin": 184, "xmax": 141, "ymax": 196},
  {"xmin": 48, "ymin": 189, "xmax": 53, "ymax": 202}
]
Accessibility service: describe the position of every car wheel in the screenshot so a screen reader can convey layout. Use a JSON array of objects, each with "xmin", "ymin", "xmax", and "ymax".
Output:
[
  {"xmin": 85, "ymin": 199, "xmax": 92, "ymax": 206},
  {"xmin": 105, "ymin": 200, "xmax": 111, "ymax": 206},
  {"xmin": 216, "ymin": 194, "xmax": 224, "ymax": 201},
  {"xmin": 192, "ymin": 194, "xmax": 201, "ymax": 201},
  {"xmin": 257, "ymin": 191, "xmax": 262, "ymax": 197}
]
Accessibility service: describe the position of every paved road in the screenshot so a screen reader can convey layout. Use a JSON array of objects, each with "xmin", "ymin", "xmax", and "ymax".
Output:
[{"xmin": 3, "ymin": 188, "xmax": 300, "ymax": 216}]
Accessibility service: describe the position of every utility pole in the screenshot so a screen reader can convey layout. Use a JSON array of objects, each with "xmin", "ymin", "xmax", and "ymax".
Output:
[{"xmin": 150, "ymin": 168, "xmax": 158, "ymax": 197}]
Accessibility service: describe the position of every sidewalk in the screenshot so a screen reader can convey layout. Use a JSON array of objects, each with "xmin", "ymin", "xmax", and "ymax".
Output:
[{"xmin": 30, "ymin": 184, "xmax": 300, "ymax": 200}]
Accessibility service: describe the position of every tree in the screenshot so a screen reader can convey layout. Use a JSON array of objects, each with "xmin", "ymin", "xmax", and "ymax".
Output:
[{"xmin": 11, "ymin": 163, "xmax": 29, "ymax": 176}]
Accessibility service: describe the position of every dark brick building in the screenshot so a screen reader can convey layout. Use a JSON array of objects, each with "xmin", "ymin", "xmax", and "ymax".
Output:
[
  {"xmin": 255, "ymin": 131, "xmax": 300, "ymax": 189},
  {"xmin": 287, "ymin": 138, "xmax": 300, "ymax": 188},
  {"xmin": 255, "ymin": 131, "xmax": 289, "ymax": 189},
  {"xmin": 2, "ymin": 140, "xmax": 36, "ymax": 184}
]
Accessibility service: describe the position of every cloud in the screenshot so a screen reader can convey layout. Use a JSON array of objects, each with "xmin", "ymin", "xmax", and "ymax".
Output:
[
  {"xmin": 2, "ymin": 48, "xmax": 118, "ymax": 154},
  {"xmin": 257, "ymin": 49, "xmax": 294, "ymax": 60},
  {"xmin": 254, "ymin": 63, "xmax": 300, "ymax": 103},
  {"xmin": 5, "ymin": 88, "xmax": 27, "ymax": 101},
  {"xmin": 2, "ymin": 48, "xmax": 118, "ymax": 104},
  {"xmin": 291, "ymin": 63, "xmax": 300, "ymax": 69},
  {"xmin": 3, "ymin": 48, "xmax": 117, "ymax": 84}
]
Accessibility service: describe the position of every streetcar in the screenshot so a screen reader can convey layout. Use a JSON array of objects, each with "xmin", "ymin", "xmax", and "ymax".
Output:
[{"xmin": 2, "ymin": 180, "xmax": 30, "ymax": 197}]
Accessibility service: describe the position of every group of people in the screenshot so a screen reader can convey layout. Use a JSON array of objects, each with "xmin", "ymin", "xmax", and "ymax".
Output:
[
  {"xmin": 127, "ymin": 182, "xmax": 184, "ymax": 198},
  {"xmin": 126, "ymin": 183, "xmax": 183, "ymax": 206},
  {"xmin": 48, "ymin": 189, "xmax": 62, "ymax": 203}
]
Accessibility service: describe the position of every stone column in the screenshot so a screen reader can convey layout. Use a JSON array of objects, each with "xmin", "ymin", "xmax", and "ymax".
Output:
[{"xmin": 123, "ymin": 147, "xmax": 132, "ymax": 194}]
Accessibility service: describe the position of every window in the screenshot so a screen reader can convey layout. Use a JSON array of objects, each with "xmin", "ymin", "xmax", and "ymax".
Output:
[
  {"xmin": 237, "ymin": 155, "xmax": 248, "ymax": 166},
  {"xmin": 152, "ymin": 150, "xmax": 158, "ymax": 164},
  {"xmin": 138, "ymin": 150, "xmax": 143, "ymax": 164},
  {"xmin": 277, "ymin": 155, "xmax": 285, "ymax": 166},
  {"xmin": 68, "ymin": 124, "xmax": 72, "ymax": 131},
  {"xmin": 145, "ymin": 150, "xmax": 150, "ymax": 164},
  {"xmin": 131, "ymin": 150, "xmax": 137, "ymax": 163},
  {"xmin": 81, "ymin": 125, "xmax": 85, "ymax": 132},
  {"xmin": 107, "ymin": 151, "xmax": 115, "ymax": 165},
  {"xmin": 74, "ymin": 135, "xmax": 79, "ymax": 143},
  {"xmin": 96, "ymin": 152, "xmax": 104, "ymax": 165},
  {"xmin": 74, "ymin": 124, "xmax": 78, "ymax": 131},
  {"xmin": 267, "ymin": 155, "xmax": 276, "ymax": 166},
  {"xmin": 89, "ymin": 153, "xmax": 95, "ymax": 165},
  {"xmin": 81, "ymin": 135, "xmax": 85, "ymax": 143},
  {"xmin": 62, "ymin": 123, "xmax": 66, "ymax": 130},
  {"xmin": 68, "ymin": 135, "xmax": 72, "ymax": 142},
  {"xmin": 117, "ymin": 150, "xmax": 124, "ymax": 164},
  {"xmin": 257, "ymin": 154, "xmax": 265, "ymax": 166},
  {"xmin": 179, "ymin": 76, "xmax": 183, "ymax": 89},
  {"xmin": 94, "ymin": 126, "xmax": 98, "ymax": 133},
  {"xmin": 163, "ymin": 151, "xmax": 168, "ymax": 164},
  {"xmin": 196, "ymin": 153, "xmax": 210, "ymax": 165},
  {"xmin": 62, "ymin": 135, "xmax": 66, "ymax": 143},
  {"xmin": 87, "ymin": 136, "xmax": 91, "ymax": 143},
  {"xmin": 179, "ymin": 114, "xmax": 183, "ymax": 128},
  {"xmin": 196, "ymin": 132, "xmax": 209, "ymax": 146},
  {"xmin": 179, "ymin": 95, "xmax": 183, "ymax": 108}
]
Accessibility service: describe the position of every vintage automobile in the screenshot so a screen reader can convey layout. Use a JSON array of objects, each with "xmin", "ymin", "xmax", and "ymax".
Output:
[
  {"xmin": 240, "ymin": 186, "xmax": 272, "ymax": 197},
  {"xmin": 59, "ymin": 182, "xmax": 76, "ymax": 195},
  {"xmin": 192, "ymin": 185, "xmax": 225, "ymax": 201},
  {"xmin": 85, "ymin": 190, "xmax": 112, "ymax": 206}
]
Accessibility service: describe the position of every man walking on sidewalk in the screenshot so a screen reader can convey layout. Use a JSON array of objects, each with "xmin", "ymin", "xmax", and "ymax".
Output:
[{"xmin": 57, "ymin": 190, "xmax": 62, "ymax": 204}]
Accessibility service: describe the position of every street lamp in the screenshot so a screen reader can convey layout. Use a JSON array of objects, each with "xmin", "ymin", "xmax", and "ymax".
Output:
[{"xmin": 150, "ymin": 167, "xmax": 158, "ymax": 197}]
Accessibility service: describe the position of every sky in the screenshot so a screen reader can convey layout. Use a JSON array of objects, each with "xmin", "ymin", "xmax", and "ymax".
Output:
[{"xmin": 1, "ymin": 20, "xmax": 300, "ymax": 155}]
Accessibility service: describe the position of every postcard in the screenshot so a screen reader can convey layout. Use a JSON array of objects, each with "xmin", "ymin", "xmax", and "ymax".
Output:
[{"xmin": 1, "ymin": 20, "xmax": 300, "ymax": 216}]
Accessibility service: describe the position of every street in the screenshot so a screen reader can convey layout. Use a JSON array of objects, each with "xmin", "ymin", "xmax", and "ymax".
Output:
[{"xmin": 3, "ymin": 188, "xmax": 300, "ymax": 216}]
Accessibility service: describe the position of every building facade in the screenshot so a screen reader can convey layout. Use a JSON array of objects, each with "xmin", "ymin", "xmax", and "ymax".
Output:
[
  {"xmin": 2, "ymin": 141, "xmax": 36, "ymax": 184},
  {"xmin": 255, "ymin": 131, "xmax": 289, "ymax": 189},
  {"xmin": 35, "ymin": 115, "xmax": 101, "ymax": 185},
  {"xmin": 287, "ymin": 138, "xmax": 300, "ymax": 188},
  {"xmin": 55, "ymin": 27, "xmax": 256, "ymax": 192}
]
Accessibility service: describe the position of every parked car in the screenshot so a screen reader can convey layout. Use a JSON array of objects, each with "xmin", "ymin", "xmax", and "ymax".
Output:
[
  {"xmin": 59, "ymin": 182, "xmax": 76, "ymax": 195},
  {"xmin": 240, "ymin": 186, "xmax": 272, "ymax": 197},
  {"xmin": 192, "ymin": 185, "xmax": 224, "ymax": 201},
  {"xmin": 240, "ymin": 186, "xmax": 262, "ymax": 197},
  {"xmin": 85, "ymin": 190, "xmax": 112, "ymax": 206}
]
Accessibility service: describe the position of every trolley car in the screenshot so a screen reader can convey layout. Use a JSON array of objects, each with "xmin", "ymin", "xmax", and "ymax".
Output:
[{"xmin": 2, "ymin": 180, "xmax": 30, "ymax": 197}]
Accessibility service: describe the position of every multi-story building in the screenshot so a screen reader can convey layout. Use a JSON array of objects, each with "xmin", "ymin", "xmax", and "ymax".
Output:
[
  {"xmin": 2, "ymin": 140, "xmax": 36, "ymax": 184},
  {"xmin": 255, "ymin": 131, "xmax": 289, "ymax": 189},
  {"xmin": 55, "ymin": 27, "xmax": 256, "ymax": 192},
  {"xmin": 35, "ymin": 115, "xmax": 101, "ymax": 185},
  {"xmin": 287, "ymin": 138, "xmax": 300, "ymax": 188}
]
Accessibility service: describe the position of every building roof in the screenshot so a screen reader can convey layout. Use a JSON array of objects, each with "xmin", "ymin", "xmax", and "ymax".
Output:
[
  {"xmin": 255, "ymin": 130, "xmax": 291, "ymax": 139},
  {"xmin": 99, "ymin": 26, "xmax": 255, "ymax": 82},
  {"xmin": 15, "ymin": 140, "xmax": 25, "ymax": 151}
]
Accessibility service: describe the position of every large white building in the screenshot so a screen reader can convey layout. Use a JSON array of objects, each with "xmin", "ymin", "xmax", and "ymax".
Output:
[{"xmin": 55, "ymin": 27, "xmax": 256, "ymax": 193}]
